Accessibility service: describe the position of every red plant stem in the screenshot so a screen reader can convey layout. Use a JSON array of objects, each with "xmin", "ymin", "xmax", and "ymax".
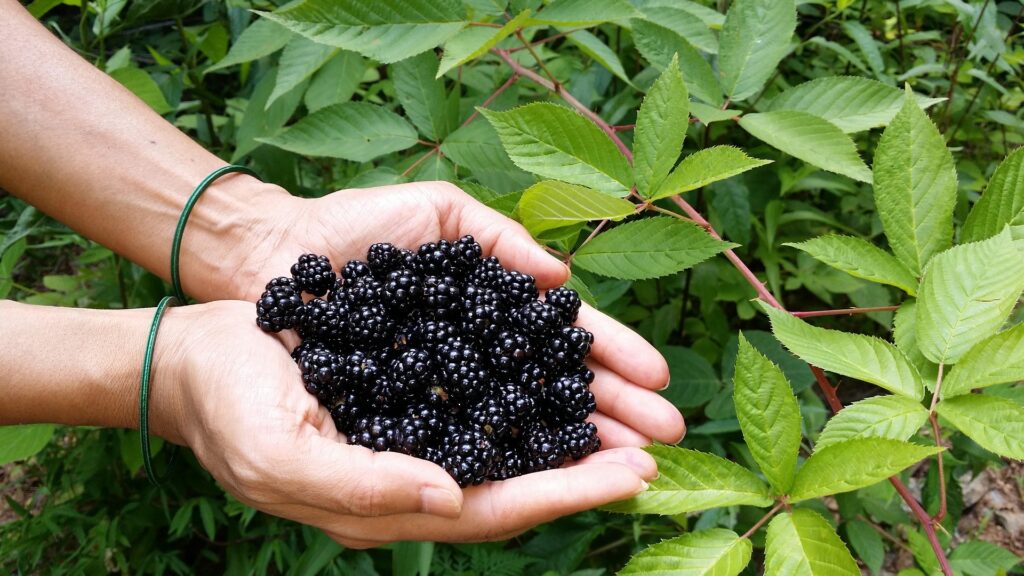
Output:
[
  {"xmin": 611, "ymin": 124, "xmax": 635, "ymax": 132},
  {"xmin": 494, "ymin": 47, "xmax": 952, "ymax": 574},
  {"xmin": 506, "ymin": 28, "xmax": 582, "ymax": 52},
  {"xmin": 461, "ymin": 73, "xmax": 519, "ymax": 128},
  {"xmin": 792, "ymin": 305, "xmax": 901, "ymax": 318},
  {"xmin": 401, "ymin": 147, "xmax": 438, "ymax": 177},
  {"xmin": 741, "ymin": 501, "xmax": 786, "ymax": 539},
  {"xmin": 930, "ymin": 412, "xmax": 947, "ymax": 523}
]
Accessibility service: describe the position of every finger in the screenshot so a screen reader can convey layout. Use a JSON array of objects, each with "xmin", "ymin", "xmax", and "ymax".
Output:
[
  {"xmin": 567, "ymin": 446, "xmax": 659, "ymax": 479},
  {"xmin": 322, "ymin": 530, "xmax": 385, "ymax": 550},
  {"xmin": 590, "ymin": 365, "xmax": 686, "ymax": 444},
  {"xmin": 282, "ymin": 436, "xmax": 464, "ymax": 518},
  {"xmin": 435, "ymin": 183, "xmax": 569, "ymax": 288},
  {"xmin": 589, "ymin": 412, "xmax": 651, "ymax": 448},
  {"xmin": 576, "ymin": 303, "xmax": 670, "ymax": 389}
]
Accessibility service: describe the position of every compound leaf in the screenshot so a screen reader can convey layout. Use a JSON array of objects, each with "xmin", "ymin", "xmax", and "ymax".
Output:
[
  {"xmin": 815, "ymin": 395, "xmax": 929, "ymax": 452},
  {"xmin": 790, "ymin": 438, "xmax": 940, "ymax": 501},
  {"xmin": 936, "ymin": 395, "xmax": 1024, "ymax": 460},
  {"xmin": 739, "ymin": 111, "xmax": 872, "ymax": 183},
  {"xmin": 785, "ymin": 235, "xmax": 918, "ymax": 295},
  {"xmin": 718, "ymin": 0, "xmax": 796, "ymax": 101},
  {"xmin": 764, "ymin": 510, "xmax": 859, "ymax": 576},
  {"xmin": 620, "ymin": 529, "xmax": 752, "ymax": 576},
  {"xmin": 631, "ymin": 19, "xmax": 722, "ymax": 106},
  {"xmin": 634, "ymin": 55, "xmax": 689, "ymax": 198},
  {"xmin": 652, "ymin": 146, "xmax": 771, "ymax": 200}
]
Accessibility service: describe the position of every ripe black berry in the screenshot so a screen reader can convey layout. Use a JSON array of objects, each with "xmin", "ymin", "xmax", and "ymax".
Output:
[
  {"xmin": 390, "ymin": 348, "xmax": 438, "ymax": 394},
  {"xmin": 367, "ymin": 242, "xmax": 405, "ymax": 277},
  {"xmin": 341, "ymin": 260, "xmax": 372, "ymax": 281},
  {"xmin": 437, "ymin": 424, "xmax": 495, "ymax": 487},
  {"xmin": 349, "ymin": 415, "xmax": 399, "ymax": 452},
  {"xmin": 490, "ymin": 330, "xmax": 533, "ymax": 373},
  {"xmin": 524, "ymin": 424, "xmax": 566, "ymax": 472},
  {"xmin": 298, "ymin": 347, "xmax": 340, "ymax": 398},
  {"xmin": 499, "ymin": 270, "xmax": 538, "ymax": 307},
  {"xmin": 422, "ymin": 275, "xmax": 461, "ymax": 318},
  {"xmin": 291, "ymin": 254, "xmax": 336, "ymax": 296},
  {"xmin": 256, "ymin": 277, "xmax": 303, "ymax": 332},
  {"xmin": 540, "ymin": 326, "xmax": 593, "ymax": 368},
  {"xmin": 469, "ymin": 256, "xmax": 505, "ymax": 288},
  {"xmin": 383, "ymin": 269, "xmax": 422, "ymax": 311},
  {"xmin": 559, "ymin": 421, "xmax": 601, "ymax": 460},
  {"xmin": 297, "ymin": 299, "xmax": 347, "ymax": 342},
  {"xmin": 512, "ymin": 301, "xmax": 563, "ymax": 339},
  {"xmin": 545, "ymin": 376, "xmax": 597, "ymax": 422},
  {"xmin": 348, "ymin": 303, "xmax": 396, "ymax": 344},
  {"xmin": 545, "ymin": 287, "xmax": 582, "ymax": 322}
]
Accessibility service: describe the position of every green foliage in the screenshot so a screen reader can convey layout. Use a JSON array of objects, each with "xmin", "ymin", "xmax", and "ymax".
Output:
[
  {"xmin": 738, "ymin": 111, "xmax": 872, "ymax": 183},
  {"xmin": 789, "ymin": 439, "xmax": 941, "ymax": 502},
  {"xmin": 814, "ymin": 395, "xmax": 930, "ymax": 452},
  {"xmin": 618, "ymin": 529, "xmax": 751, "ymax": 576},
  {"xmin": 764, "ymin": 509, "xmax": 859, "ymax": 576},
  {"xmin": 633, "ymin": 55, "xmax": 688, "ymax": 198},
  {"xmin": 785, "ymin": 235, "xmax": 918, "ymax": 296}
]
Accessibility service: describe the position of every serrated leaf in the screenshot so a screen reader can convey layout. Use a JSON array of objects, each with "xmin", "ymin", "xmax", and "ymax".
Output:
[
  {"xmin": 710, "ymin": 180, "xmax": 751, "ymax": 245},
  {"xmin": 631, "ymin": 19, "xmax": 723, "ymax": 106},
  {"xmin": 784, "ymin": 235, "xmax": 918, "ymax": 295},
  {"xmin": 437, "ymin": 10, "xmax": 531, "ymax": 77},
  {"xmin": 652, "ymin": 146, "xmax": 771, "ymax": 200},
  {"xmin": 233, "ymin": 68, "xmax": 307, "ymax": 162},
  {"xmin": 962, "ymin": 147, "xmax": 1024, "ymax": 243},
  {"xmin": 767, "ymin": 77, "xmax": 944, "ymax": 133},
  {"xmin": 564, "ymin": 29, "xmax": 633, "ymax": 86},
  {"xmin": 845, "ymin": 520, "xmax": 884, "ymax": 576},
  {"xmin": 574, "ymin": 217, "xmax": 734, "ymax": 280},
  {"xmin": 0, "ymin": 424, "xmax": 56, "ymax": 466},
  {"xmin": 563, "ymin": 274, "xmax": 597, "ymax": 308},
  {"xmin": 518, "ymin": 181, "xmax": 635, "ymax": 236},
  {"xmin": 790, "ymin": 439, "xmax": 940, "ymax": 501},
  {"xmin": 440, "ymin": 120, "xmax": 532, "ymax": 193},
  {"xmin": 944, "ymin": 323, "xmax": 1024, "ymax": 398},
  {"xmin": 733, "ymin": 334, "xmax": 801, "ymax": 494},
  {"xmin": 268, "ymin": 36, "xmax": 337, "ymax": 109},
  {"xmin": 634, "ymin": 56, "xmax": 688, "ymax": 198},
  {"xmin": 304, "ymin": 50, "xmax": 365, "ymax": 112},
  {"xmin": 815, "ymin": 395, "xmax": 929, "ymax": 452},
  {"xmin": 739, "ymin": 111, "xmax": 872, "ymax": 183},
  {"xmin": 873, "ymin": 90, "xmax": 957, "ymax": 275},
  {"xmin": 392, "ymin": 51, "xmax": 455, "ymax": 141},
  {"xmin": 689, "ymin": 103, "xmax": 741, "ymax": 124},
  {"xmin": 604, "ymin": 445, "xmax": 772, "ymax": 515},
  {"xmin": 258, "ymin": 102, "xmax": 418, "ymax": 162},
  {"xmin": 256, "ymin": 0, "xmax": 467, "ymax": 64},
  {"xmin": 660, "ymin": 346, "xmax": 720, "ymax": 409},
  {"xmin": 637, "ymin": 5, "xmax": 718, "ymax": 54},
  {"xmin": 205, "ymin": 18, "xmax": 293, "ymax": 74},
  {"xmin": 525, "ymin": 0, "xmax": 640, "ymax": 26},
  {"xmin": 936, "ymin": 394, "xmax": 1024, "ymax": 460},
  {"xmin": 109, "ymin": 68, "xmax": 172, "ymax": 115},
  {"xmin": 619, "ymin": 529, "xmax": 752, "ymax": 576},
  {"xmin": 761, "ymin": 304, "xmax": 924, "ymax": 400},
  {"xmin": 480, "ymin": 103, "xmax": 632, "ymax": 194},
  {"xmin": 892, "ymin": 300, "xmax": 940, "ymax": 384},
  {"xmin": 949, "ymin": 540, "xmax": 1021, "ymax": 576},
  {"xmin": 915, "ymin": 228, "xmax": 1024, "ymax": 364},
  {"xmin": 764, "ymin": 510, "xmax": 860, "ymax": 576},
  {"xmin": 718, "ymin": 0, "xmax": 796, "ymax": 101}
]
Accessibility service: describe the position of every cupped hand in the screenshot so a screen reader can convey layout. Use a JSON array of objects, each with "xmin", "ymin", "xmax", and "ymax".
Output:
[
  {"xmin": 152, "ymin": 301, "xmax": 656, "ymax": 546},
  {"xmin": 241, "ymin": 181, "xmax": 686, "ymax": 449}
]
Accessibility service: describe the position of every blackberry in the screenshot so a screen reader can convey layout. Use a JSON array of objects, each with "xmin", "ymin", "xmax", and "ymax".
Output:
[
  {"xmin": 559, "ymin": 421, "xmax": 601, "ymax": 460},
  {"xmin": 545, "ymin": 376, "xmax": 597, "ymax": 422},
  {"xmin": 369, "ymin": 375, "xmax": 410, "ymax": 408},
  {"xmin": 256, "ymin": 277, "xmax": 304, "ymax": 332},
  {"xmin": 515, "ymin": 362, "xmax": 548, "ymax": 396},
  {"xmin": 383, "ymin": 269, "xmax": 422, "ymax": 311},
  {"xmin": 540, "ymin": 326, "xmax": 593, "ymax": 368},
  {"xmin": 291, "ymin": 254, "xmax": 336, "ymax": 296},
  {"xmin": 512, "ymin": 301, "xmax": 564, "ymax": 339},
  {"xmin": 390, "ymin": 348, "xmax": 438, "ymax": 394},
  {"xmin": 411, "ymin": 319, "xmax": 459, "ymax": 350},
  {"xmin": 523, "ymin": 424, "xmax": 566, "ymax": 472},
  {"xmin": 341, "ymin": 260, "xmax": 372, "ymax": 281},
  {"xmin": 298, "ymin": 347, "xmax": 341, "ymax": 398},
  {"xmin": 545, "ymin": 287, "xmax": 582, "ymax": 323},
  {"xmin": 460, "ymin": 285, "xmax": 507, "ymax": 339},
  {"xmin": 330, "ymin": 391, "xmax": 367, "ymax": 433},
  {"xmin": 396, "ymin": 404, "xmax": 444, "ymax": 455},
  {"xmin": 437, "ymin": 338, "xmax": 489, "ymax": 400},
  {"xmin": 367, "ymin": 242, "xmax": 405, "ymax": 277},
  {"xmin": 341, "ymin": 349, "xmax": 381, "ymax": 388},
  {"xmin": 416, "ymin": 241, "xmax": 452, "ymax": 276},
  {"xmin": 466, "ymin": 393, "xmax": 510, "ymax": 438},
  {"xmin": 349, "ymin": 415, "xmax": 399, "ymax": 452},
  {"xmin": 348, "ymin": 303, "xmax": 396, "ymax": 344},
  {"xmin": 497, "ymin": 382, "xmax": 535, "ymax": 423},
  {"xmin": 422, "ymin": 275, "xmax": 461, "ymax": 319},
  {"xmin": 488, "ymin": 444, "xmax": 527, "ymax": 481},
  {"xmin": 343, "ymin": 276, "xmax": 384, "ymax": 306},
  {"xmin": 469, "ymin": 256, "xmax": 505, "ymax": 288},
  {"xmin": 292, "ymin": 339, "xmax": 328, "ymax": 364},
  {"xmin": 438, "ymin": 424, "xmax": 496, "ymax": 487},
  {"xmin": 489, "ymin": 330, "xmax": 533, "ymax": 373},
  {"xmin": 297, "ymin": 299, "xmax": 348, "ymax": 342},
  {"xmin": 562, "ymin": 363, "xmax": 595, "ymax": 384},
  {"xmin": 499, "ymin": 270, "xmax": 538, "ymax": 307},
  {"xmin": 447, "ymin": 235, "xmax": 482, "ymax": 276}
]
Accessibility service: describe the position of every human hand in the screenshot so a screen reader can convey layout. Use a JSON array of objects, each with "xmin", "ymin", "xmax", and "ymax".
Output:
[
  {"xmin": 152, "ymin": 300, "xmax": 657, "ymax": 546},
  {"xmin": 230, "ymin": 181, "xmax": 686, "ymax": 449}
]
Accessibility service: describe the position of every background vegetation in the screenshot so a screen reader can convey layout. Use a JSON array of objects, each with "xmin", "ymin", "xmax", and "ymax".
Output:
[{"xmin": 1, "ymin": 0, "xmax": 1023, "ymax": 574}]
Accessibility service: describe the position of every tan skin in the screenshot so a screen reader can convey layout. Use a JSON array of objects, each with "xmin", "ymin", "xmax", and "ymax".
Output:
[{"xmin": 0, "ymin": 0, "xmax": 685, "ymax": 547}]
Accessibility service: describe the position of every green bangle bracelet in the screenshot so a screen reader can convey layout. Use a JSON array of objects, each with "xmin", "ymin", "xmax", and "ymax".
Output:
[
  {"xmin": 139, "ymin": 295, "xmax": 179, "ymax": 486},
  {"xmin": 170, "ymin": 165, "xmax": 260, "ymax": 301}
]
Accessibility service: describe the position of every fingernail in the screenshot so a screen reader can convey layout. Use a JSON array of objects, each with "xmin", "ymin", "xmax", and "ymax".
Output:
[
  {"xmin": 658, "ymin": 380, "xmax": 670, "ymax": 391},
  {"xmin": 623, "ymin": 451, "xmax": 656, "ymax": 477},
  {"xmin": 635, "ymin": 480, "xmax": 650, "ymax": 494},
  {"xmin": 420, "ymin": 487, "xmax": 462, "ymax": 518}
]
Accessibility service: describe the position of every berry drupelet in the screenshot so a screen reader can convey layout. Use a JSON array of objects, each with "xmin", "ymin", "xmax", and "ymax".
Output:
[
  {"xmin": 291, "ymin": 254, "xmax": 336, "ymax": 296},
  {"xmin": 256, "ymin": 277, "xmax": 304, "ymax": 332}
]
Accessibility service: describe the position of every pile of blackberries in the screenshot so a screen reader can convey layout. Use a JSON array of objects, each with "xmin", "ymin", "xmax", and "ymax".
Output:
[{"xmin": 255, "ymin": 236, "xmax": 600, "ymax": 486}]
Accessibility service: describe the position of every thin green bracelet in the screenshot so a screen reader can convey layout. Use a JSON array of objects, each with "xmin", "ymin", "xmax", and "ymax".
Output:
[
  {"xmin": 139, "ymin": 295, "xmax": 179, "ymax": 486},
  {"xmin": 170, "ymin": 165, "xmax": 260, "ymax": 301}
]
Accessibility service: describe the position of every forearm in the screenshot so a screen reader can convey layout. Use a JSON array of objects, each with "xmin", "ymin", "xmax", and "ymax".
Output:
[
  {"xmin": 0, "ymin": 1, "xmax": 290, "ymax": 302},
  {"xmin": 0, "ymin": 300, "xmax": 181, "ymax": 440}
]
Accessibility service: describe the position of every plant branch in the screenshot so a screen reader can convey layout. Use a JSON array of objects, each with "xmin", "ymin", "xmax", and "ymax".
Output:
[
  {"xmin": 741, "ymin": 501, "xmax": 786, "ymax": 539},
  {"xmin": 792, "ymin": 305, "xmax": 901, "ymax": 318},
  {"xmin": 515, "ymin": 30, "xmax": 559, "ymax": 86},
  {"xmin": 507, "ymin": 28, "xmax": 584, "ymax": 52},
  {"xmin": 401, "ymin": 147, "xmax": 439, "ymax": 177},
  {"xmin": 930, "ymin": 412, "xmax": 948, "ymax": 523},
  {"xmin": 891, "ymin": 476, "xmax": 953, "ymax": 575},
  {"xmin": 462, "ymin": 73, "xmax": 519, "ymax": 128},
  {"xmin": 940, "ymin": 0, "xmax": 992, "ymax": 129}
]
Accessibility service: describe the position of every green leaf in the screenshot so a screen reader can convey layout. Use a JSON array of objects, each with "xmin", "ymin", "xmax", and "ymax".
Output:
[
  {"xmin": 949, "ymin": 540, "xmax": 1021, "ymax": 576},
  {"xmin": 392, "ymin": 52, "xmax": 455, "ymax": 141},
  {"xmin": 733, "ymin": 334, "xmax": 801, "ymax": 494},
  {"xmin": 660, "ymin": 346, "xmax": 720, "ymax": 409},
  {"xmin": 605, "ymin": 445, "xmax": 772, "ymax": 515},
  {"xmin": 815, "ymin": 395, "xmax": 929, "ymax": 452},
  {"xmin": 790, "ymin": 439, "xmax": 940, "ymax": 502},
  {"xmin": 0, "ymin": 424, "xmax": 56, "ymax": 466},
  {"xmin": 739, "ymin": 111, "xmax": 872, "ymax": 183},
  {"xmin": 944, "ymin": 323, "xmax": 1024, "ymax": 398},
  {"xmin": 784, "ymin": 235, "xmax": 918, "ymax": 295},
  {"xmin": 962, "ymin": 147, "xmax": 1024, "ymax": 243},
  {"xmin": 619, "ymin": 529, "xmax": 752, "ymax": 576},
  {"xmin": 767, "ymin": 77, "xmax": 944, "ymax": 133},
  {"xmin": 652, "ymin": 146, "xmax": 771, "ymax": 200},
  {"xmin": 915, "ymin": 229, "xmax": 1024, "ymax": 364},
  {"xmin": 437, "ymin": 10, "xmax": 531, "ymax": 77},
  {"xmin": 518, "ymin": 181, "xmax": 635, "ymax": 236},
  {"xmin": 563, "ymin": 274, "xmax": 597, "ymax": 308},
  {"xmin": 936, "ymin": 394, "xmax": 1024, "ymax": 460},
  {"xmin": 873, "ymin": 90, "xmax": 957, "ymax": 275},
  {"xmin": 637, "ymin": 4, "xmax": 718, "ymax": 54},
  {"xmin": 258, "ymin": 102, "xmax": 418, "ymax": 162},
  {"xmin": 761, "ymin": 304, "xmax": 924, "ymax": 400},
  {"xmin": 108, "ymin": 67, "xmax": 172, "ymax": 115},
  {"xmin": 711, "ymin": 180, "xmax": 752, "ymax": 245},
  {"xmin": 525, "ymin": 0, "xmax": 640, "ymax": 26},
  {"xmin": 304, "ymin": 50, "xmax": 365, "ymax": 112},
  {"xmin": 845, "ymin": 520, "xmax": 884, "ymax": 576},
  {"xmin": 892, "ymin": 300, "xmax": 940, "ymax": 384},
  {"xmin": 764, "ymin": 510, "xmax": 860, "ymax": 576},
  {"xmin": 232, "ymin": 68, "xmax": 307, "ymax": 162},
  {"xmin": 689, "ymin": 103, "xmax": 741, "ymax": 124},
  {"xmin": 718, "ymin": 0, "xmax": 796, "ymax": 101},
  {"xmin": 268, "ymin": 36, "xmax": 338, "ymax": 109},
  {"xmin": 256, "ymin": 0, "xmax": 467, "ymax": 64},
  {"xmin": 564, "ymin": 29, "xmax": 633, "ymax": 87},
  {"xmin": 630, "ymin": 19, "xmax": 723, "ymax": 106},
  {"xmin": 480, "ymin": 103, "xmax": 633, "ymax": 195},
  {"xmin": 440, "ymin": 120, "xmax": 532, "ymax": 193},
  {"xmin": 634, "ymin": 55, "xmax": 689, "ymax": 198},
  {"xmin": 205, "ymin": 18, "xmax": 293, "ymax": 74},
  {"xmin": 573, "ymin": 217, "xmax": 735, "ymax": 280}
]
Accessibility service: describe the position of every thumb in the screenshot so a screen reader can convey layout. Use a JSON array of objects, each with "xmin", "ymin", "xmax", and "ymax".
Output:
[{"xmin": 291, "ymin": 436, "xmax": 464, "ymax": 518}]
